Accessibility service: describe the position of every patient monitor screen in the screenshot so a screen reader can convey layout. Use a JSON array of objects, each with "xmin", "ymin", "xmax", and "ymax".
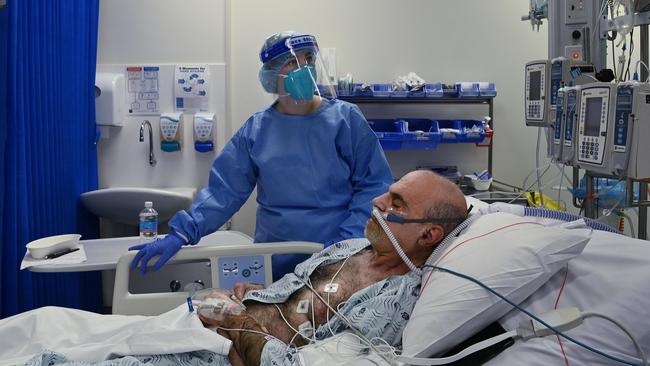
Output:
[
  {"xmin": 584, "ymin": 97, "xmax": 602, "ymax": 137},
  {"xmin": 529, "ymin": 71, "xmax": 541, "ymax": 100}
]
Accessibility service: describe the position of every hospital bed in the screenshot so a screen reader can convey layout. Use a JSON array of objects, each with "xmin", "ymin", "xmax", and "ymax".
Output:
[
  {"xmin": 112, "ymin": 241, "xmax": 323, "ymax": 315},
  {"xmin": 3, "ymin": 199, "xmax": 650, "ymax": 365}
]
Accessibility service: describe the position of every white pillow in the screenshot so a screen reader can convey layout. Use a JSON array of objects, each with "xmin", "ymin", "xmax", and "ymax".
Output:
[
  {"xmin": 465, "ymin": 195, "xmax": 489, "ymax": 214},
  {"xmin": 402, "ymin": 212, "xmax": 591, "ymax": 358},
  {"xmin": 485, "ymin": 229, "xmax": 650, "ymax": 365}
]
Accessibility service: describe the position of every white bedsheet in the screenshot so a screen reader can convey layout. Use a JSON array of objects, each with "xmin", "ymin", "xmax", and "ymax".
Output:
[
  {"xmin": 487, "ymin": 229, "xmax": 650, "ymax": 365},
  {"xmin": 0, "ymin": 304, "xmax": 231, "ymax": 365},
  {"xmin": 297, "ymin": 332, "xmax": 391, "ymax": 366}
]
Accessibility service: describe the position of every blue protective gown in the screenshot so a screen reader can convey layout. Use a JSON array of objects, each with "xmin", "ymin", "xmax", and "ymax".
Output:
[{"xmin": 169, "ymin": 98, "xmax": 393, "ymax": 279}]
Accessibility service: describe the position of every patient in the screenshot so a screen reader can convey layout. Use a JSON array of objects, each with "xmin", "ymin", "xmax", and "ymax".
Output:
[{"xmin": 199, "ymin": 170, "xmax": 468, "ymax": 366}]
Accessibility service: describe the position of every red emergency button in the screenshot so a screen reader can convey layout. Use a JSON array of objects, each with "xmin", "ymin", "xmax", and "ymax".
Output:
[{"xmin": 572, "ymin": 51, "xmax": 581, "ymax": 60}]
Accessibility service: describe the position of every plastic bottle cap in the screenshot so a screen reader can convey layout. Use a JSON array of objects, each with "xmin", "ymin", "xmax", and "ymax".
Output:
[{"xmin": 144, "ymin": 201, "xmax": 153, "ymax": 208}]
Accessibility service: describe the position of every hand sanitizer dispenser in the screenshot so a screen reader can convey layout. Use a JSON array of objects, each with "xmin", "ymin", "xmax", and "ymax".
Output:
[
  {"xmin": 160, "ymin": 112, "xmax": 182, "ymax": 152},
  {"xmin": 194, "ymin": 112, "xmax": 215, "ymax": 152}
]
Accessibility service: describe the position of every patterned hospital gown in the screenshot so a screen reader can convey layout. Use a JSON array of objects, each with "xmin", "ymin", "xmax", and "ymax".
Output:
[{"xmin": 27, "ymin": 239, "xmax": 422, "ymax": 366}]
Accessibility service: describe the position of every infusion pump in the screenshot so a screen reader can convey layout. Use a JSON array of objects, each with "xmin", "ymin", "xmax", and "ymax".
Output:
[
  {"xmin": 550, "ymin": 86, "xmax": 580, "ymax": 165},
  {"xmin": 525, "ymin": 60, "xmax": 552, "ymax": 127},
  {"xmin": 525, "ymin": 58, "xmax": 595, "ymax": 127},
  {"xmin": 574, "ymin": 82, "xmax": 650, "ymax": 178}
]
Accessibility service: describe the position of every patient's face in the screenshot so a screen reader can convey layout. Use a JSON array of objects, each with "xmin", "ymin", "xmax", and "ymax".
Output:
[{"xmin": 367, "ymin": 171, "xmax": 436, "ymax": 253}]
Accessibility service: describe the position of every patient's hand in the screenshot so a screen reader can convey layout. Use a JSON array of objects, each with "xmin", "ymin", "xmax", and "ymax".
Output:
[
  {"xmin": 232, "ymin": 282, "xmax": 264, "ymax": 301},
  {"xmin": 196, "ymin": 290, "xmax": 246, "ymax": 323}
]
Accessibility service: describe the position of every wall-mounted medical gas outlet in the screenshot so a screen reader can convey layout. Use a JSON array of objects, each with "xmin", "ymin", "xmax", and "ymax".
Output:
[
  {"xmin": 160, "ymin": 112, "xmax": 182, "ymax": 152},
  {"xmin": 193, "ymin": 112, "xmax": 215, "ymax": 153}
]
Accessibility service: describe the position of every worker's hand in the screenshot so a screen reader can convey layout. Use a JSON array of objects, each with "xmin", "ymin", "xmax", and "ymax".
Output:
[
  {"xmin": 128, "ymin": 231, "xmax": 186, "ymax": 274},
  {"xmin": 232, "ymin": 282, "xmax": 264, "ymax": 301}
]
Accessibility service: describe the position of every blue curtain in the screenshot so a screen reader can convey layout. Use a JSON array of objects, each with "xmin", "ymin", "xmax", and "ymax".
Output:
[{"xmin": 0, "ymin": 0, "xmax": 103, "ymax": 318}]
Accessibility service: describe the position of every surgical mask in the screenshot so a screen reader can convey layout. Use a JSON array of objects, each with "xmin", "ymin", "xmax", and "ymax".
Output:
[{"xmin": 282, "ymin": 65, "xmax": 317, "ymax": 101}]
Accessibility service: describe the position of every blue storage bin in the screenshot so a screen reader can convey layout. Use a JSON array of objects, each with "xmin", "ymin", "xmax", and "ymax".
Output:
[
  {"xmin": 403, "ymin": 119, "xmax": 441, "ymax": 150},
  {"xmin": 455, "ymin": 82, "xmax": 480, "ymax": 98},
  {"xmin": 337, "ymin": 84, "xmax": 353, "ymax": 97},
  {"xmin": 424, "ymin": 83, "xmax": 443, "ymax": 98},
  {"xmin": 353, "ymin": 83, "xmax": 373, "ymax": 96},
  {"xmin": 438, "ymin": 120, "xmax": 462, "ymax": 142},
  {"xmin": 438, "ymin": 120, "xmax": 485, "ymax": 143},
  {"xmin": 367, "ymin": 119, "xmax": 406, "ymax": 150},
  {"xmin": 442, "ymin": 83, "xmax": 458, "ymax": 97},
  {"xmin": 406, "ymin": 88, "xmax": 426, "ymax": 98},
  {"xmin": 372, "ymin": 83, "xmax": 391, "ymax": 97},
  {"xmin": 390, "ymin": 89, "xmax": 408, "ymax": 98},
  {"xmin": 478, "ymin": 82, "xmax": 497, "ymax": 97}
]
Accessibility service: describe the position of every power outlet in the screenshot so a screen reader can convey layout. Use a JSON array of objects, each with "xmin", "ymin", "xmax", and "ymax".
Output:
[{"xmin": 565, "ymin": 0, "xmax": 587, "ymax": 24}]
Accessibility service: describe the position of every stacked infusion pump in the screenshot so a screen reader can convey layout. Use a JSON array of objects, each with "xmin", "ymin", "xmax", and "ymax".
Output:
[
  {"xmin": 573, "ymin": 82, "xmax": 650, "ymax": 178},
  {"xmin": 525, "ymin": 59, "xmax": 650, "ymax": 179},
  {"xmin": 525, "ymin": 58, "xmax": 595, "ymax": 128}
]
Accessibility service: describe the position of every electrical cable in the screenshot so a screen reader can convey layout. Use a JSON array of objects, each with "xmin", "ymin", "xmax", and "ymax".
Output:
[
  {"xmin": 326, "ymin": 256, "xmax": 351, "ymax": 337},
  {"xmin": 295, "ymin": 276, "xmax": 393, "ymax": 364},
  {"xmin": 557, "ymin": 164, "xmax": 565, "ymax": 210},
  {"xmin": 581, "ymin": 312, "xmax": 648, "ymax": 366},
  {"xmin": 506, "ymin": 165, "xmax": 553, "ymax": 205},
  {"xmin": 425, "ymin": 265, "xmax": 645, "ymax": 366},
  {"xmin": 273, "ymin": 303, "xmax": 312, "ymax": 343},
  {"xmin": 394, "ymin": 331, "xmax": 518, "ymax": 365},
  {"xmin": 536, "ymin": 128, "xmax": 546, "ymax": 207}
]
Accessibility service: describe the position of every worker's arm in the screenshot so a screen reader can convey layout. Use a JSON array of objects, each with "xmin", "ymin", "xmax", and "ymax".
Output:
[{"xmin": 169, "ymin": 120, "xmax": 258, "ymax": 244}]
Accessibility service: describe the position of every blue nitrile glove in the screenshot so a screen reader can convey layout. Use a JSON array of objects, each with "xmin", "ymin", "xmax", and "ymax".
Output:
[{"xmin": 128, "ymin": 231, "xmax": 186, "ymax": 274}]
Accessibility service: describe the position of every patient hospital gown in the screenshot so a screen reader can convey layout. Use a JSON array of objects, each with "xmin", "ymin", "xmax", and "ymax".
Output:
[{"xmin": 26, "ymin": 239, "xmax": 421, "ymax": 366}]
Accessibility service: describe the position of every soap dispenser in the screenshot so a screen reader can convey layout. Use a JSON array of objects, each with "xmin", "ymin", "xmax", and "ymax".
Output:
[
  {"xmin": 193, "ymin": 112, "xmax": 215, "ymax": 152},
  {"xmin": 160, "ymin": 112, "xmax": 182, "ymax": 152}
]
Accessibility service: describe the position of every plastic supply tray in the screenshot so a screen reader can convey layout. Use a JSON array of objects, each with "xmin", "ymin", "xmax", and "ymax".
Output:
[
  {"xmin": 438, "ymin": 120, "xmax": 485, "ymax": 143},
  {"xmin": 456, "ymin": 82, "xmax": 480, "ymax": 97},
  {"xmin": 425, "ymin": 83, "xmax": 443, "ymax": 98},
  {"xmin": 402, "ymin": 119, "xmax": 441, "ymax": 150},
  {"xmin": 367, "ymin": 119, "xmax": 406, "ymax": 150},
  {"xmin": 371, "ymin": 83, "xmax": 391, "ymax": 97},
  {"xmin": 352, "ymin": 83, "xmax": 373, "ymax": 97}
]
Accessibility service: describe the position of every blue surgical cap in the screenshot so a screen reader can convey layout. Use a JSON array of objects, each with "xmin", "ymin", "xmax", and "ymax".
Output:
[{"xmin": 258, "ymin": 31, "xmax": 318, "ymax": 94}]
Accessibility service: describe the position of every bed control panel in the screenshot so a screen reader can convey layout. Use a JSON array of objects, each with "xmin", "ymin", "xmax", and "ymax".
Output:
[{"xmin": 218, "ymin": 255, "xmax": 265, "ymax": 289}]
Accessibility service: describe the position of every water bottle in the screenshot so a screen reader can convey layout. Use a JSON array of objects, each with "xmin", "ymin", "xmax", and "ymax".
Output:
[{"xmin": 139, "ymin": 201, "xmax": 158, "ymax": 242}]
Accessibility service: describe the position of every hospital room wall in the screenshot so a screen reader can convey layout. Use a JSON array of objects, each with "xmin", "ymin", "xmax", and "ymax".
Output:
[
  {"xmin": 95, "ymin": 0, "xmax": 228, "ymax": 235},
  {"xmin": 228, "ymin": 0, "xmax": 553, "ymax": 237}
]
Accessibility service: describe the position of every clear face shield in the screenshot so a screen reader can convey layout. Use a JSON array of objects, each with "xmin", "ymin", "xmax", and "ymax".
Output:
[{"xmin": 259, "ymin": 34, "xmax": 337, "ymax": 103}]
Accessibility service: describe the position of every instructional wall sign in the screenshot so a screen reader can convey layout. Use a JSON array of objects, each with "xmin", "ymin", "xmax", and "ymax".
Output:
[
  {"xmin": 175, "ymin": 65, "xmax": 209, "ymax": 112},
  {"xmin": 126, "ymin": 66, "xmax": 160, "ymax": 115}
]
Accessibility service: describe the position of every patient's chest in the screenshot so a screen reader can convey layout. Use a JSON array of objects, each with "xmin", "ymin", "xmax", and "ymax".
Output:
[{"xmin": 247, "ymin": 249, "xmax": 387, "ymax": 345}]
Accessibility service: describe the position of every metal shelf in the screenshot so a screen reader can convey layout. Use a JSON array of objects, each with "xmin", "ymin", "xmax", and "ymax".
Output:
[{"xmin": 339, "ymin": 96, "xmax": 495, "ymax": 173}]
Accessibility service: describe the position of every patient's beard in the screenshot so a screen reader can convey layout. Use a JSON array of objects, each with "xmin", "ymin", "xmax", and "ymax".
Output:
[{"xmin": 364, "ymin": 220, "xmax": 385, "ymax": 244}]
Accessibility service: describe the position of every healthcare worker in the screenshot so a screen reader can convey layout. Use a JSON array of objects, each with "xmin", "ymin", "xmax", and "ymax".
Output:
[{"xmin": 130, "ymin": 31, "xmax": 393, "ymax": 280}]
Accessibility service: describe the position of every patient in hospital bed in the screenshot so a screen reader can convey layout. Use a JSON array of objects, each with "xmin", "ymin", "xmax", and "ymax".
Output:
[
  {"xmin": 4, "ymin": 169, "xmax": 649, "ymax": 365},
  {"xmin": 195, "ymin": 170, "xmax": 468, "ymax": 365}
]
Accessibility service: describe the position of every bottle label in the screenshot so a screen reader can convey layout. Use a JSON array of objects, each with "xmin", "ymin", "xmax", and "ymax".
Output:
[{"xmin": 140, "ymin": 220, "xmax": 158, "ymax": 236}]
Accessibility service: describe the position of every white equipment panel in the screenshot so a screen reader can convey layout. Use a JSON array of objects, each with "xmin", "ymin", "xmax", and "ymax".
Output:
[
  {"xmin": 525, "ymin": 60, "xmax": 551, "ymax": 126},
  {"xmin": 576, "ymin": 84, "xmax": 613, "ymax": 170}
]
